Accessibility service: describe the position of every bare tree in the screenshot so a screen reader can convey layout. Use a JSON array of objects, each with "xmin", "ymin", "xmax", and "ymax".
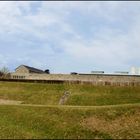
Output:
[
  {"xmin": 0, "ymin": 71, "xmax": 3, "ymax": 77},
  {"xmin": 0, "ymin": 67, "xmax": 10, "ymax": 79}
]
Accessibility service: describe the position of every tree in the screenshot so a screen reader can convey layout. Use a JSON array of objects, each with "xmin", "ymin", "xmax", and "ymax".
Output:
[
  {"xmin": 0, "ymin": 67, "xmax": 9, "ymax": 74},
  {"xmin": 0, "ymin": 71, "xmax": 3, "ymax": 77},
  {"xmin": 44, "ymin": 69, "xmax": 50, "ymax": 74},
  {"xmin": 0, "ymin": 67, "xmax": 10, "ymax": 79}
]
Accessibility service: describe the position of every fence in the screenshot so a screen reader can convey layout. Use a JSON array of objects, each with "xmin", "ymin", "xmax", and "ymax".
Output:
[{"xmin": 0, "ymin": 78, "xmax": 140, "ymax": 86}]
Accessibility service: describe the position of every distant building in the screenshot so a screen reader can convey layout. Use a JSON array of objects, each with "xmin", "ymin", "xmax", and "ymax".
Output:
[
  {"xmin": 130, "ymin": 67, "xmax": 140, "ymax": 75},
  {"xmin": 114, "ymin": 71, "xmax": 129, "ymax": 75},
  {"xmin": 15, "ymin": 65, "xmax": 45, "ymax": 74},
  {"xmin": 91, "ymin": 71, "xmax": 104, "ymax": 74},
  {"xmin": 11, "ymin": 65, "xmax": 47, "ymax": 79}
]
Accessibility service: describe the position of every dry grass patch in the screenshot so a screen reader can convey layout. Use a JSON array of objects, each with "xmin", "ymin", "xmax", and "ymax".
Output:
[{"xmin": 81, "ymin": 111, "xmax": 140, "ymax": 139}]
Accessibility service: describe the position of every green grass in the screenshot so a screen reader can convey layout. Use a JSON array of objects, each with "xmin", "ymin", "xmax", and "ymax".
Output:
[
  {"xmin": 0, "ymin": 81, "xmax": 140, "ymax": 106},
  {"xmin": 0, "ymin": 81, "xmax": 140, "ymax": 139},
  {"xmin": 0, "ymin": 104, "xmax": 139, "ymax": 139}
]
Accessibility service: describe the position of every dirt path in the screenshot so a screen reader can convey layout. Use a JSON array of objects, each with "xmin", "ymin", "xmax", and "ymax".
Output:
[
  {"xmin": 59, "ymin": 91, "xmax": 71, "ymax": 105},
  {"xmin": 0, "ymin": 99, "xmax": 139, "ymax": 108},
  {"xmin": 0, "ymin": 99, "xmax": 23, "ymax": 105}
]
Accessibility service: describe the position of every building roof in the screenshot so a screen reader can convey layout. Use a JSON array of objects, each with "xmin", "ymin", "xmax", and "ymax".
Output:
[{"xmin": 16, "ymin": 65, "xmax": 45, "ymax": 73}]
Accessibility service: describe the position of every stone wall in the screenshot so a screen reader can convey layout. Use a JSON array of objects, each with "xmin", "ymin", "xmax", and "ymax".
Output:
[
  {"xmin": 10, "ymin": 73, "xmax": 140, "ymax": 86},
  {"xmin": 15, "ymin": 65, "xmax": 29, "ymax": 73}
]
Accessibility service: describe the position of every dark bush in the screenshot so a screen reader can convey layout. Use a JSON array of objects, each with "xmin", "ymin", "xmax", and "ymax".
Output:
[{"xmin": 44, "ymin": 69, "xmax": 50, "ymax": 74}]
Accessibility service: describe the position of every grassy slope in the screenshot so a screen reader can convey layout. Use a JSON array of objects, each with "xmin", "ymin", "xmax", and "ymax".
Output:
[
  {"xmin": 0, "ymin": 81, "xmax": 140, "ymax": 139},
  {"xmin": 0, "ymin": 81, "xmax": 140, "ymax": 106},
  {"xmin": 0, "ymin": 104, "xmax": 140, "ymax": 139}
]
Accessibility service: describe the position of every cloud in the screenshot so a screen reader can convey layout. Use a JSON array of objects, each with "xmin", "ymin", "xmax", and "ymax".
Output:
[{"xmin": 0, "ymin": 1, "xmax": 140, "ymax": 73}]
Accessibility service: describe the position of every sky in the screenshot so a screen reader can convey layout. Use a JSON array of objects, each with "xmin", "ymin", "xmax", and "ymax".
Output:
[{"xmin": 0, "ymin": 1, "xmax": 140, "ymax": 74}]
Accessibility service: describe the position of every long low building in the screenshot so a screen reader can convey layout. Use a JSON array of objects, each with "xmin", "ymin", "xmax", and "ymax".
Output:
[{"xmin": 10, "ymin": 65, "xmax": 140, "ymax": 86}]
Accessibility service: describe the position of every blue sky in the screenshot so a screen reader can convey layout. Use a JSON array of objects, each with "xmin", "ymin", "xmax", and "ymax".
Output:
[{"xmin": 0, "ymin": 1, "xmax": 140, "ymax": 73}]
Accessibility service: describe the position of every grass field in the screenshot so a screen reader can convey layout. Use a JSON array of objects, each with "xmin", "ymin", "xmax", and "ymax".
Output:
[
  {"xmin": 0, "ymin": 81, "xmax": 140, "ymax": 106},
  {"xmin": 0, "ymin": 81, "xmax": 140, "ymax": 139}
]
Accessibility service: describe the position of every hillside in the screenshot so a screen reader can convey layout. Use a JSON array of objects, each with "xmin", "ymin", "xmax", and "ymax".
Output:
[
  {"xmin": 0, "ymin": 104, "xmax": 140, "ymax": 139},
  {"xmin": 0, "ymin": 81, "xmax": 140, "ymax": 106},
  {"xmin": 0, "ymin": 81, "xmax": 140, "ymax": 139}
]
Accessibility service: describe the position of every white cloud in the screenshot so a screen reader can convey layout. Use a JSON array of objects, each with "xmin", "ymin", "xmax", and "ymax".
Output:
[{"xmin": 0, "ymin": 1, "xmax": 140, "ymax": 72}]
